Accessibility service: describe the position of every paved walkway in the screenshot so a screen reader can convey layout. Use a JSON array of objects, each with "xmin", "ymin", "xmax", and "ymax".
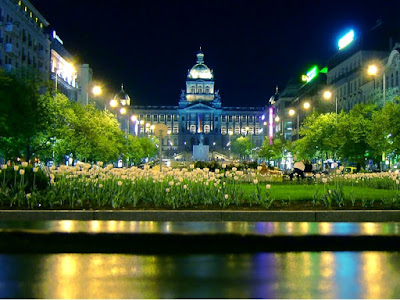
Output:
[{"xmin": 0, "ymin": 209, "xmax": 400, "ymax": 222}]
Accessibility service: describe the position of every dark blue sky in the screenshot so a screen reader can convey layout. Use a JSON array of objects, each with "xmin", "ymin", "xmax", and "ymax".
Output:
[{"xmin": 31, "ymin": 0, "xmax": 400, "ymax": 107}]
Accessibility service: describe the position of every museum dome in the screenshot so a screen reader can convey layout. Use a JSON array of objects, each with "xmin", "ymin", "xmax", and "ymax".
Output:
[
  {"xmin": 113, "ymin": 84, "xmax": 131, "ymax": 106},
  {"xmin": 188, "ymin": 50, "xmax": 213, "ymax": 80}
]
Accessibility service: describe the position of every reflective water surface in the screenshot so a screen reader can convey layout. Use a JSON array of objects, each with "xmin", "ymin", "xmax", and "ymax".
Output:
[
  {"xmin": 1, "ymin": 252, "xmax": 400, "ymax": 298},
  {"xmin": 1, "ymin": 220, "xmax": 400, "ymax": 236}
]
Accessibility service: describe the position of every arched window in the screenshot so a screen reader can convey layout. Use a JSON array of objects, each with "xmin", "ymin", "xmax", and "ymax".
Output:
[
  {"xmin": 198, "ymin": 86, "xmax": 203, "ymax": 94},
  {"xmin": 190, "ymin": 86, "xmax": 195, "ymax": 93},
  {"xmin": 205, "ymin": 86, "xmax": 210, "ymax": 94}
]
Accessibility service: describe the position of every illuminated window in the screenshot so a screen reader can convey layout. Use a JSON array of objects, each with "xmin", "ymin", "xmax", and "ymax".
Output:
[
  {"xmin": 221, "ymin": 126, "xmax": 227, "ymax": 135},
  {"xmin": 190, "ymin": 125, "xmax": 196, "ymax": 133},
  {"xmin": 24, "ymin": 6, "xmax": 27, "ymax": 12},
  {"xmin": 235, "ymin": 126, "xmax": 240, "ymax": 134},
  {"xmin": 204, "ymin": 125, "xmax": 210, "ymax": 134},
  {"xmin": 18, "ymin": 1, "xmax": 21, "ymax": 5},
  {"xmin": 173, "ymin": 126, "xmax": 178, "ymax": 133}
]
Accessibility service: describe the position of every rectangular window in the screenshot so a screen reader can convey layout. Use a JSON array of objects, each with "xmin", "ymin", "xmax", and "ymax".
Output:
[
  {"xmin": 167, "ymin": 115, "xmax": 172, "ymax": 121},
  {"xmin": 174, "ymin": 115, "xmax": 178, "ymax": 121},
  {"xmin": 235, "ymin": 116, "xmax": 240, "ymax": 122},
  {"xmin": 153, "ymin": 115, "xmax": 158, "ymax": 121},
  {"xmin": 190, "ymin": 125, "xmax": 196, "ymax": 133},
  {"xmin": 248, "ymin": 116, "xmax": 253, "ymax": 122},
  {"xmin": 228, "ymin": 116, "xmax": 233, "ymax": 122},
  {"xmin": 160, "ymin": 115, "xmax": 165, "ymax": 121},
  {"xmin": 204, "ymin": 125, "xmax": 210, "ymax": 134},
  {"xmin": 173, "ymin": 126, "xmax": 178, "ymax": 133},
  {"xmin": 221, "ymin": 126, "xmax": 227, "ymax": 135},
  {"xmin": 221, "ymin": 115, "xmax": 227, "ymax": 122},
  {"xmin": 235, "ymin": 126, "xmax": 240, "ymax": 134}
]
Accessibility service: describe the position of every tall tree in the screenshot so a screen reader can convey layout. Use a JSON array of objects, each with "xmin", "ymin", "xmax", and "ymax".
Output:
[
  {"xmin": 0, "ymin": 69, "xmax": 59, "ymax": 161},
  {"xmin": 231, "ymin": 136, "xmax": 252, "ymax": 160}
]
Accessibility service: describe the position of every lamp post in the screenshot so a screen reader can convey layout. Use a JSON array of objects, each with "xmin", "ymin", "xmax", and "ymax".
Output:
[
  {"xmin": 289, "ymin": 102, "xmax": 311, "ymax": 140},
  {"xmin": 323, "ymin": 90, "xmax": 338, "ymax": 115},
  {"xmin": 368, "ymin": 64, "xmax": 386, "ymax": 105},
  {"xmin": 228, "ymin": 131, "xmax": 233, "ymax": 159}
]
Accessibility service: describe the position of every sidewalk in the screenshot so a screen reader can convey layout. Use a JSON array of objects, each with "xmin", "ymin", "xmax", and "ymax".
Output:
[{"xmin": 0, "ymin": 209, "xmax": 400, "ymax": 222}]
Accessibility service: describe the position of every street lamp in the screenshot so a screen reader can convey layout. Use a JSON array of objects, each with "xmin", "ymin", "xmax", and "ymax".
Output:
[
  {"xmin": 368, "ymin": 64, "xmax": 386, "ymax": 105},
  {"xmin": 92, "ymin": 85, "xmax": 102, "ymax": 96},
  {"xmin": 323, "ymin": 90, "xmax": 338, "ymax": 115},
  {"xmin": 109, "ymin": 99, "xmax": 118, "ymax": 108},
  {"xmin": 228, "ymin": 131, "xmax": 233, "ymax": 159}
]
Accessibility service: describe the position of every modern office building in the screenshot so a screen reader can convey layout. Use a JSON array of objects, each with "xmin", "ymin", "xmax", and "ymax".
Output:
[
  {"xmin": 0, "ymin": 0, "xmax": 50, "ymax": 74},
  {"xmin": 112, "ymin": 50, "xmax": 266, "ymax": 159}
]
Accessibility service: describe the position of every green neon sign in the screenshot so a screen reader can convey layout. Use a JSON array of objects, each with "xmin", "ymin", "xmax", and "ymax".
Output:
[{"xmin": 306, "ymin": 65, "xmax": 319, "ymax": 83}]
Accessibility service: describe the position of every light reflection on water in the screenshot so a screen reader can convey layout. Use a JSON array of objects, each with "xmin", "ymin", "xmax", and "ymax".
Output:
[
  {"xmin": 0, "ymin": 252, "xmax": 400, "ymax": 298},
  {"xmin": 1, "ymin": 220, "xmax": 400, "ymax": 236}
]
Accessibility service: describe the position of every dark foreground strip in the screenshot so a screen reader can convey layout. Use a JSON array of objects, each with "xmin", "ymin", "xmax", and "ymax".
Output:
[
  {"xmin": 1, "ymin": 231, "xmax": 400, "ymax": 253},
  {"xmin": 1, "ymin": 210, "xmax": 400, "ymax": 222}
]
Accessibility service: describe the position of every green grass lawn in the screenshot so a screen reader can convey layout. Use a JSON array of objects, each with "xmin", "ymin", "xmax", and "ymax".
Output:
[{"xmin": 240, "ymin": 183, "xmax": 398, "ymax": 202}]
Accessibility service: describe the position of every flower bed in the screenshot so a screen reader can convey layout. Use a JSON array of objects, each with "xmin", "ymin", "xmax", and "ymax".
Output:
[{"xmin": 0, "ymin": 163, "xmax": 399, "ymax": 210}]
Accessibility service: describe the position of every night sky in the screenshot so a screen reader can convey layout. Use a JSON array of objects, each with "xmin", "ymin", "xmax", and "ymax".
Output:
[{"xmin": 30, "ymin": 0, "xmax": 400, "ymax": 107}]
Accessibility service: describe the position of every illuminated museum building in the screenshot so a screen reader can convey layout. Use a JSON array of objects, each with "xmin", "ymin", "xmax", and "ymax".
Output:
[{"xmin": 115, "ymin": 50, "xmax": 266, "ymax": 157}]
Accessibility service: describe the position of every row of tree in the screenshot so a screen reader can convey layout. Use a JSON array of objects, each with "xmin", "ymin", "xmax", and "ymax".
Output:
[
  {"xmin": 0, "ymin": 69, "xmax": 157, "ymax": 165},
  {"xmin": 257, "ymin": 90, "xmax": 400, "ymax": 167}
]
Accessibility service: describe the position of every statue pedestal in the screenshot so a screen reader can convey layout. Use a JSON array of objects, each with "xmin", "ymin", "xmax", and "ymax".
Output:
[{"xmin": 193, "ymin": 145, "xmax": 209, "ymax": 161}]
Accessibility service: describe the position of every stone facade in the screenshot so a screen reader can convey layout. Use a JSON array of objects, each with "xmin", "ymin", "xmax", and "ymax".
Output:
[{"xmin": 114, "ymin": 50, "xmax": 266, "ymax": 159}]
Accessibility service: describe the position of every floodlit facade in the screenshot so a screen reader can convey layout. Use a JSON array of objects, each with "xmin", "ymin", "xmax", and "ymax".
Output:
[
  {"xmin": 50, "ymin": 30, "xmax": 78, "ymax": 101},
  {"xmin": 0, "ymin": 0, "xmax": 50, "ymax": 74},
  {"xmin": 113, "ymin": 50, "xmax": 266, "ymax": 159}
]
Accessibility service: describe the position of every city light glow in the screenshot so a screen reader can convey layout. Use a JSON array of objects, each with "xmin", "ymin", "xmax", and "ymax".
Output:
[
  {"xmin": 303, "ymin": 101, "xmax": 311, "ymax": 110},
  {"xmin": 289, "ymin": 109, "xmax": 295, "ymax": 116},
  {"xmin": 120, "ymin": 107, "xmax": 127, "ymax": 114}
]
